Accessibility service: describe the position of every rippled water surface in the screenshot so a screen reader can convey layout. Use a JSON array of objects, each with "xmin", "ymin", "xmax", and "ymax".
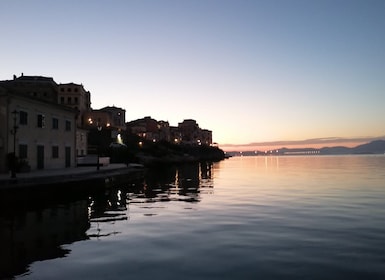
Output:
[{"xmin": 2, "ymin": 155, "xmax": 385, "ymax": 279}]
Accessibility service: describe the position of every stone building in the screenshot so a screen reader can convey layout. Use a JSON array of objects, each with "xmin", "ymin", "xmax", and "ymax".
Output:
[
  {"xmin": 83, "ymin": 106, "xmax": 126, "ymax": 153},
  {"xmin": 178, "ymin": 119, "xmax": 201, "ymax": 144},
  {"xmin": 0, "ymin": 75, "xmax": 76, "ymax": 173},
  {"xmin": 127, "ymin": 117, "xmax": 213, "ymax": 146},
  {"xmin": 58, "ymin": 83, "xmax": 91, "ymax": 156}
]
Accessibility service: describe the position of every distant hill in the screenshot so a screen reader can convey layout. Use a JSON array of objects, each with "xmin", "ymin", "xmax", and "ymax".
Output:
[
  {"xmin": 320, "ymin": 140, "xmax": 385, "ymax": 155},
  {"xmin": 225, "ymin": 140, "xmax": 385, "ymax": 156},
  {"xmin": 308, "ymin": 140, "xmax": 385, "ymax": 155},
  {"xmin": 351, "ymin": 140, "xmax": 385, "ymax": 154},
  {"xmin": 320, "ymin": 146, "xmax": 352, "ymax": 155}
]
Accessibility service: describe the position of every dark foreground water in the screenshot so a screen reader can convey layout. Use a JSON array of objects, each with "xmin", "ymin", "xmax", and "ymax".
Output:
[{"xmin": 1, "ymin": 155, "xmax": 385, "ymax": 279}]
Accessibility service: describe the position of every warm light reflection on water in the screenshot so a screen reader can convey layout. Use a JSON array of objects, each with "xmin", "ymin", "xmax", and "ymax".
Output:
[{"xmin": 2, "ymin": 156, "xmax": 385, "ymax": 279}]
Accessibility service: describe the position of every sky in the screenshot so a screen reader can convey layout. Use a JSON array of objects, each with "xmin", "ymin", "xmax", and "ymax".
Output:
[{"xmin": 1, "ymin": 0, "xmax": 384, "ymax": 151}]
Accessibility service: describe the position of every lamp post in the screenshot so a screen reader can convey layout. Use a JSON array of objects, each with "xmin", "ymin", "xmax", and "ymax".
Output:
[
  {"xmin": 10, "ymin": 110, "xmax": 18, "ymax": 178},
  {"xmin": 97, "ymin": 122, "xmax": 102, "ymax": 171}
]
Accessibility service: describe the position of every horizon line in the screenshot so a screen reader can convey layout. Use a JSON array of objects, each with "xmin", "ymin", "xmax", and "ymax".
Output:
[{"xmin": 219, "ymin": 136, "xmax": 385, "ymax": 150}]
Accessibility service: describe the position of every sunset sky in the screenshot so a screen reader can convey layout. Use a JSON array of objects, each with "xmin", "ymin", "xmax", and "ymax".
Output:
[{"xmin": 1, "ymin": 0, "xmax": 384, "ymax": 151}]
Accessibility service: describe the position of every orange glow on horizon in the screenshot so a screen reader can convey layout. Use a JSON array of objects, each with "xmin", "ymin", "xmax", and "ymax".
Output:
[{"xmin": 219, "ymin": 140, "xmax": 370, "ymax": 152}]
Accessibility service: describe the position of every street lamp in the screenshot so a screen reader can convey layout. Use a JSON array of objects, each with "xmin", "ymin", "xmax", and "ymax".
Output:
[
  {"xmin": 97, "ymin": 122, "xmax": 102, "ymax": 171},
  {"xmin": 10, "ymin": 110, "xmax": 18, "ymax": 178}
]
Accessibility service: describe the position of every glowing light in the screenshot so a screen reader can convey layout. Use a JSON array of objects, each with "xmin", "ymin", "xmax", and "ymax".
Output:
[{"xmin": 117, "ymin": 133, "xmax": 123, "ymax": 144}]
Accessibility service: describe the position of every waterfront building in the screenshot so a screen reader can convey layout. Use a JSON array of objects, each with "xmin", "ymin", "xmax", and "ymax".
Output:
[
  {"xmin": 1, "ymin": 74, "xmax": 59, "ymax": 104},
  {"xmin": 58, "ymin": 83, "xmax": 91, "ymax": 127},
  {"xmin": 127, "ymin": 117, "xmax": 213, "ymax": 146},
  {"xmin": 84, "ymin": 106, "xmax": 126, "ymax": 153},
  {"xmin": 127, "ymin": 117, "xmax": 172, "ymax": 143},
  {"xmin": 201, "ymin": 129, "xmax": 213, "ymax": 146},
  {"xmin": 0, "ymin": 75, "xmax": 76, "ymax": 173},
  {"xmin": 170, "ymin": 126, "xmax": 182, "ymax": 144},
  {"xmin": 98, "ymin": 106, "xmax": 126, "ymax": 131},
  {"xmin": 178, "ymin": 119, "xmax": 212, "ymax": 145},
  {"xmin": 158, "ymin": 120, "xmax": 171, "ymax": 142},
  {"xmin": 58, "ymin": 83, "xmax": 92, "ymax": 156}
]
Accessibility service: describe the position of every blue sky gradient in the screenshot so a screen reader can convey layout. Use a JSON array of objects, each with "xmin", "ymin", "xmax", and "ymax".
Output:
[{"xmin": 1, "ymin": 0, "xmax": 384, "ymax": 148}]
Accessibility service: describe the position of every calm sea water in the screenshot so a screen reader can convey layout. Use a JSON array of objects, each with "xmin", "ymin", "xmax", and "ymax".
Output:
[{"xmin": 1, "ymin": 155, "xmax": 385, "ymax": 279}]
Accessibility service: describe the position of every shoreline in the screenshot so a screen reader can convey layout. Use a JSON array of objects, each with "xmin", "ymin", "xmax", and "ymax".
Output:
[{"xmin": 0, "ymin": 163, "xmax": 145, "ymax": 190}]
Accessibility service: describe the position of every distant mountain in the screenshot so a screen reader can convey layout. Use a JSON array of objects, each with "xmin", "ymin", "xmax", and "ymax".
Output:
[
  {"xmin": 225, "ymin": 140, "xmax": 385, "ymax": 156},
  {"xmin": 318, "ymin": 140, "xmax": 385, "ymax": 155},
  {"xmin": 351, "ymin": 140, "xmax": 385, "ymax": 154},
  {"xmin": 320, "ymin": 146, "xmax": 352, "ymax": 155}
]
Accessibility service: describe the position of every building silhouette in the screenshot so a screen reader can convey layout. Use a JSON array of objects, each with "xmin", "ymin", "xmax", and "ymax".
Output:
[{"xmin": 127, "ymin": 117, "xmax": 212, "ymax": 146}]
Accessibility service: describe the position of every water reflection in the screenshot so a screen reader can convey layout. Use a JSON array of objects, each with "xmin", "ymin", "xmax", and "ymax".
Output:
[
  {"xmin": 0, "ymin": 200, "xmax": 89, "ymax": 279},
  {"xmin": 130, "ymin": 162, "xmax": 214, "ymax": 204},
  {"xmin": 1, "ymin": 162, "xmax": 213, "ymax": 278}
]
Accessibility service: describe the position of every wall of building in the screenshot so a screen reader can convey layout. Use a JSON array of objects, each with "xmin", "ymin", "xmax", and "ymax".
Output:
[{"xmin": 1, "ymin": 94, "xmax": 76, "ymax": 173}]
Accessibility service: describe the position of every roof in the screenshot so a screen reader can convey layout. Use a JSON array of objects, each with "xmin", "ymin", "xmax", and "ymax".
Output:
[{"xmin": 15, "ymin": 75, "xmax": 56, "ymax": 83}]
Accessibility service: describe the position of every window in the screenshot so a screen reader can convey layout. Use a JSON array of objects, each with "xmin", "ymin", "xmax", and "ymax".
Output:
[
  {"xmin": 52, "ymin": 118, "xmax": 59, "ymax": 129},
  {"xmin": 37, "ymin": 114, "xmax": 45, "ymax": 128},
  {"xmin": 19, "ymin": 144, "xmax": 28, "ymax": 159},
  {"xmin": 60, "ymin": 88, "xmax": 64, "ymax": 92},
  {"xmin": 19, "ymin": 111, "xmax": 28, "ymax": 125},
  {"xmin": 60, "ymin": 97, "xmax": 65, "ymax": 104},
  {"xmin": 67, "ymin": 97, "xmax": 71, "ymax": 104},
  {"xmin": 65, "ymin": 120, "xmax": 71, "ymax": 131},
  {"xmin": 52, "ymin": 146, "xmax": 59, "ymax": 158},
  {"xmin": 74, "ymin": 97, "xmax": 78, "ymax": 104}
]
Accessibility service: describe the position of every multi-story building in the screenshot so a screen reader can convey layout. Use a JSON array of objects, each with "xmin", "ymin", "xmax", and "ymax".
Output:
[
  {"xmin": 201, "ymin": 129, "xmax": 213, "ymax": 146},
  {"xmin": 0, "ymin": 75, "xmax": 76, "ymax": 173},
  {"xmin": 58, "ymin": 83, "xmax": 91, "ymax": 126},
  {"xmin": 127, "ymin": 117, "xmax": 213, "ymax": 146},
  {"xmin": 83, "ymin": 106, "xmax": 126, "ymax": 152},
  {"xmin": 170, "ymin": 126, "xmax": 182, "ymax": 144},
  {"xmin": 2, "ymin": 74, "xmax": 59, "ymax": 104},
  {"xmin": 178, "ymin": 119, "xmax": 201, "ymax": 145},
  {"xmin": 98, "ymin": 106, "xmax": 126, "ymax": 131},
  {"xmin": 58, "ymin": 83, "xmax": 91, "ymax": 156},
  {"xmin": 158, "ymin": 120, "xmax": 171, "ymax": 142},
  {"xmin": 127, "ymin": 117, "xmax": 173, "ymax": 143},
  {"xmin": 127, "ymin": 116, "xmax": 160, "ymax": 142}
]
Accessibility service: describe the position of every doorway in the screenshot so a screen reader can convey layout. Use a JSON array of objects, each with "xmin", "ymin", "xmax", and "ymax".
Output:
[
  {"xmin": 37, "ymin": 145, "xmax": 44, "ymax": 169},
  {"xmin": 65, "ymin": 147, "xmax": 71, "ymax": 168}
]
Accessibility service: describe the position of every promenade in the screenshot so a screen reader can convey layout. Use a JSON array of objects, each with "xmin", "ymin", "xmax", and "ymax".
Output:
[{"xmin": 0, "ymin": 163, "xmax": 144, "ymax": 189}]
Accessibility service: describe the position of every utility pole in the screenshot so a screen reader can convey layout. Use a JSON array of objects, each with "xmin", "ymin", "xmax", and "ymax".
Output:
[{"xmin": 10, "ymin": 110, "xmax": 18, "ymax": 178}]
